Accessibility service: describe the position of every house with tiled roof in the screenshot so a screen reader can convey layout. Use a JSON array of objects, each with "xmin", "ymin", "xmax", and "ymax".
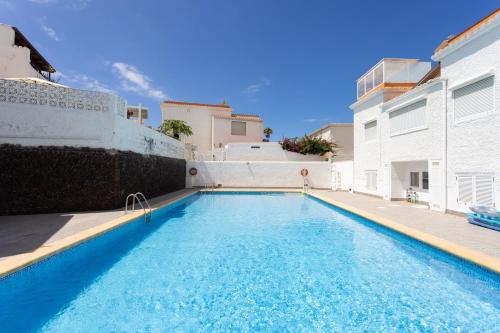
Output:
[
  {"xmin": 349, "ymin": 9, "xmax": 500, "ymax": 214},
  {"xmin": 160, "ymin": 100, "xmax": 263, "ymax": 157}
]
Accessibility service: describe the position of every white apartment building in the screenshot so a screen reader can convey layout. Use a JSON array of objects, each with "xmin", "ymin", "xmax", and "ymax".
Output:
[
  {"xmin": 350, "ymin": 9, "xmax": 500, "ymax": 214},
  {"xmin": 161, "ymin": 101, "xmax": 263, "ymax": 156}
]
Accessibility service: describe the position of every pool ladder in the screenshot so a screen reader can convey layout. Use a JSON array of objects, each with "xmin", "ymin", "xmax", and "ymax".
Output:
[
  {"xmin": 125, "ymin": 192, "xmax": 152, "ymax": 222},
  {"xmin": 204, "ymin": 184, "xmax": 217, "ymax": 191}
]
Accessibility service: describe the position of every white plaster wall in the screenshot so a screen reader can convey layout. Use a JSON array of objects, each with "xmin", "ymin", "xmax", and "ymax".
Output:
[
  {"xmin": 380, "ymin": 83, "xmax": 443, "ymax": 163},
  {"xmin": 352, "ymin": 93, "xmax": 384, "ymax": 196},
  {"xmin": 0, "ymin": 81, "xmax": 184, "ymax": 158},
  {"xmin": 440, "ymin": 23, "xmax": 500, "ymax": 213},
  {"xmin": 224, "ymin": 142, "xmax": 325, "ymax": 161},
  {"xmin": 213, "ymin": 117, "xmax": 263, "ymax": 148},
  {"xmin": 113, "ymin": 117, "xmax": 184, "ymax": 158},
  {"xmin": 331, "ymin": 126, "xmax": 354, "ymax": 160},
  {"xmin": 0, "ymin": 25, "xmax": 44, "ymax": 79},
  {"xmin": 332, "ymin": 160, "xmax": 353, "ymax": 191},
  {"xmin": 186, "ymin": 161, "xmax": 331, "ymax": 188}
]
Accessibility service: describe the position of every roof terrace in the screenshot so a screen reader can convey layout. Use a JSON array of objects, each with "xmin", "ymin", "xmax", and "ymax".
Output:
[{"xmin": 356, "ymin": 58, "xmax": 431, "ymax": 100}]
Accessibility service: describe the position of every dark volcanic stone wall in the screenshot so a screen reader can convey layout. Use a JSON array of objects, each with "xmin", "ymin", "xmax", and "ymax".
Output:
[{"xmin": 0, "ymin": 145, "xmax": 186, "ymax": 215}]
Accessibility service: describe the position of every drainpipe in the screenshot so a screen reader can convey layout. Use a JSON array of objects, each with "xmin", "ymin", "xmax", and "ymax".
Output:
[
  {"xmin": 442, "ymin": 78, "xmax": 448, "ymax": 212},
  {"xmin": 211, "ymin": 115, "xmax": 214, "ymax": 158}
]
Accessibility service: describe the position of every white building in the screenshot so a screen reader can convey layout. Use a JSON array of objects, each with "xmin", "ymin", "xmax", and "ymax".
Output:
[
  {"xmin": 0, "ymin": 24, "xmax": 55, "ymax": 80},
  {"xmin": 309, "ymin": 123, "xmax": 354, "ymax": 191},
  {"xmin": 309, "ymin": 123, "xmax": 354, "ymax": 161},
  {"xmin": 127, "ymin": 105, "xmax": 148, "ymax": 125},
  {"xmin": 350, "ymin": 9, "xmax": 500, "ymax": 214},
  {"xmin": 161, "ymin": 101, "xmax": 263, "ymax": 156}
]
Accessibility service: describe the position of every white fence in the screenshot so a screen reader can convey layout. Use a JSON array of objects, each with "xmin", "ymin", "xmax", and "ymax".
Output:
[
  {"xmin": 186, "ymin": 161, "xmax": 332, "ymax": 189},
  {"xmin": 0, "ymin": 79, "xmax": 184, "ymax": 158}
]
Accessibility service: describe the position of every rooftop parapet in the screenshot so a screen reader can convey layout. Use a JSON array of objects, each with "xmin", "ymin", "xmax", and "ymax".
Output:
[{"xmin": 356, "ymin": 58, "xmax": 431, "ymax": 100}]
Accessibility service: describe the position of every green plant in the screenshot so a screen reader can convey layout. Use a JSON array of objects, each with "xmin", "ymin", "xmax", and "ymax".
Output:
[
  {"xmin": 263, "ymin": 127, "xmax": 273, "ymax": 140},
  {"xmin": 280, "ymin": 135, "xmax": 336, "ymax": 156},
  {"xmin": 160, "ymin": 120, "xmax": 193, "ymax": 140}
]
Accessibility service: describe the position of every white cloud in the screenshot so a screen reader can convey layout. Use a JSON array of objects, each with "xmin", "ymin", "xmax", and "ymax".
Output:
[
  {"xmin": 243, "ymin": 78, "xmax": 271, "ymax": 95},
  {"xmin": 112, "ymin": 62, "xmax": 168, "ymax": 100},
  {"xmin": 41, "ymin": 23, "xmax": 59, "ymax": 41},
  {"xmin": 302, "ymin": 118, "xmax": 319, "ymax": 123},
  {"xmin": 57, "ymin": 71, "xmax": 112, "ymax": 93},
  {"xmin": 29, "ymin": 0, "xmax": 91, "ymax": 9}
]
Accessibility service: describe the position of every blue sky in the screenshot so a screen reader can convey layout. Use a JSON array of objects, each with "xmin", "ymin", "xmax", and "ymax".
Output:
[{"xmin": 1, "ymin": 0, "xmax": 497, "ymax": 139}]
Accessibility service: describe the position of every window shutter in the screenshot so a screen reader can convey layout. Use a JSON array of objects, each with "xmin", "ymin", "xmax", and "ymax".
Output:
[
  {"xmin": 457, "ymin": 176, "xmax": 473, "ymax": 204},
  {"xmin": 475, "ymin": 175, "xmax": 494, "ymax": 206},
  {"xmin": 366, "ymin": 171, "xmax": 377, "ymax": 191},
  {"xmin": 453, "ymin": 76, "xmax": 494, "ymax": 122},
  {"xmin": 364, "ymin": 121, "xmax": 377, "ymax": 141},
  {"xmin": 231, "ymin": 121, "xmax": 246, "ymax": 136},
  {"xmin": 389, "ymin": 99, "xmax": 426, "ymax": 135}
]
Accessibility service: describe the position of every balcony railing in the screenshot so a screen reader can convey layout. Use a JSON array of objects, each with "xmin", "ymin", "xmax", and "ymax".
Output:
[{"xmin": 356, "ymin": 59, "xmax": 431, "ymax": 99}]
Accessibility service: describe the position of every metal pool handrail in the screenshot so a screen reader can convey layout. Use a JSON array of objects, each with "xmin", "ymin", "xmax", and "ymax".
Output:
[{"xmin": 125, "ymin": 192, "xmax": 152, "ymax": 222}]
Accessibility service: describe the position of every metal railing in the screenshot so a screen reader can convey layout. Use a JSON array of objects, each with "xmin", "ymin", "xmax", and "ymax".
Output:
[{"xmin": 125, "ymin": 192, "xmax": 152, "ymax": 222}]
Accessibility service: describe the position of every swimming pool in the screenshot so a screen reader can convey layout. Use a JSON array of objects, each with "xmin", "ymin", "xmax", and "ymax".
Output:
[{"xmin": 1, "ymin": 192, "xmax": 499, "ymax": 331}]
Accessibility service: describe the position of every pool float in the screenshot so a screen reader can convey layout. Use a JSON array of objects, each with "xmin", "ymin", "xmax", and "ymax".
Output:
[{"xmin": 467, "ymin": 206, "xmax": 500, "ymax": 231}]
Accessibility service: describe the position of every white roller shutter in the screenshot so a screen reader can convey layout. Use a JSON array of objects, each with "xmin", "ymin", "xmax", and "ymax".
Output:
[
  {"xmin": 389, "ymin": 99, "xmax": 426, "ymax": 135},
  {"xmin": 475, "ymin": 175, "xmax": 494, "ymax": 206},
  {"xmin": 457, "ymin": 174, "xmax": 495, "ymax": 207},
  {"xmin": 453, "ymin": 76, "xmax": 494, "ymax": 122},
  {"xmin": 364, "ymin": 120, "xmax": 377, "ymax": 141},
  {"xmin": 457, "ymin": 176, "xmax": 473, "ymax": 204}
]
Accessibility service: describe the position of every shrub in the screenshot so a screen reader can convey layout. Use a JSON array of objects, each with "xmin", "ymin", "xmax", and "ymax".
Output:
[{"xmin": 280, "ymin": 135, "xmax": 336, "ymax": 156}]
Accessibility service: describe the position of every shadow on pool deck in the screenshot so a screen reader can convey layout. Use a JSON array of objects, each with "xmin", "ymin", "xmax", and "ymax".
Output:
[{"xmin": 0, "ymin": 189, "xmax": 196, "ymax": 261}]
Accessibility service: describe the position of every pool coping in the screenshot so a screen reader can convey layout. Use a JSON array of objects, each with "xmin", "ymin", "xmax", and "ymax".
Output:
[
  {"xmin": 0, "ymin": 189, "xmax": 199, "ymax": 278},
  {"xmin": 305, "ymin": 191, "xmax": 500, "ymax": 274}
]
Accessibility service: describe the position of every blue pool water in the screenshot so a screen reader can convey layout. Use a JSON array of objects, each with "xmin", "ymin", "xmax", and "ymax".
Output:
[{"xmin": 1, "ymin": 193, "xmax": 499, "ymax": 332}]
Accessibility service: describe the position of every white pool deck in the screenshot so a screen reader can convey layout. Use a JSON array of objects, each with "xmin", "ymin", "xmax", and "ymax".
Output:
[{"xmin": 0, "ymin": 188, "xmax": 499, "ymax": 275}]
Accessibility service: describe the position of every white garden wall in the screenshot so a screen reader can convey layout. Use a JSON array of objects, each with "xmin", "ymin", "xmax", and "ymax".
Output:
[
  {"xmin": 0, "ymin": 79, "xmax": 184, "ymax": 158},
  {"xmin": 186, "ymin": 161, "xmax": 332, "ymax": 189},
  {"xmin": 224, "ymin": 142, "xmax": 325, "ymax": 161}
]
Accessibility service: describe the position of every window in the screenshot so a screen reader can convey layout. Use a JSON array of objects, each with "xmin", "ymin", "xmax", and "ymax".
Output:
[
  {"xmin": 357, "ymin": 80, "xmax": 365, "ymax": 98},
  {"xmin": 231, "ymin": 121, "xmax": 246, "ymax": 136},
  {"xmin": 389, "ymin": 99, "xmax": 426, "ymax": 135},
  {"xmin": 410, "ymin": 172, "xmax": 420, "ymax": 187},
  {"xmin": 364, "ymin": 120, "xmax": 377, "ymax": 142},
  {"xmin": 457, "ymin": 174, "xmax": 494, "ymax": 206},
  {"xmin": 453, "ymin": 75, "xmax": 494, "ymax": 122},
  {"xmin": 374, "ymin": 64, "xmax": 383, "ymax": 87},
  {"xmin": 365, "ymin": 72, "xmax": 374, "ymax": 92},
  {"xmin": 422, "ymin": 172, "xmax": 429, "ymax": 190},
  {"xmin": 366, "ymin": 170, "xmax": 377, "ymax": 191}
]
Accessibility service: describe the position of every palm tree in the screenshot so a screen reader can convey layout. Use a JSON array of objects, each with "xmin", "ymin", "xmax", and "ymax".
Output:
[
  {"xmin": 160, "ymin": 120, "xmax": 193, "ymax": 140},
  {"xmin": 263, "ymin": 127, "xmax": 273, "ymax": 141}
]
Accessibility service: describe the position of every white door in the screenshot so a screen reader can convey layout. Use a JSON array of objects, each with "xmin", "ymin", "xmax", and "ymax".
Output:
[{"xmin": 429, "ymin": 160, "xmax": 442, "ymax": 211}]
